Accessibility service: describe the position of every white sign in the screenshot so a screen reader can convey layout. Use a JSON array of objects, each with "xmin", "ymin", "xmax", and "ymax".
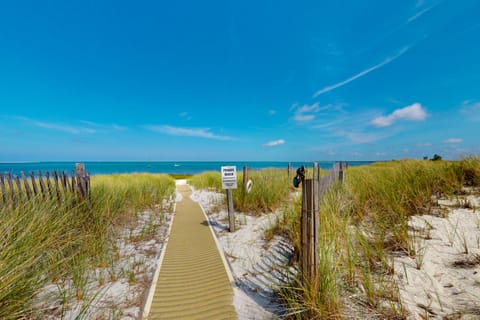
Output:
[{"xmin": 221, "ymin": 166, "xmax": 237, "ymax": 189}]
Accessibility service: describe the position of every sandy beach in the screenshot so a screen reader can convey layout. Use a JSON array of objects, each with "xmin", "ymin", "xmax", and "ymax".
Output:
[{"xmin": 394, "ymin": 192, "xmax": 480, "ymax": 319}]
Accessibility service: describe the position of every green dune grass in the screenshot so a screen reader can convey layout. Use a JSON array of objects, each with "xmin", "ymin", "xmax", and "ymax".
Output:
[
  {"xmin": 279, "ymin": 157, "xmax": 480, "ymax": 319},
  {"xmin": 0, "ymin": 173, "xmax": 175, "ymax": 319}
]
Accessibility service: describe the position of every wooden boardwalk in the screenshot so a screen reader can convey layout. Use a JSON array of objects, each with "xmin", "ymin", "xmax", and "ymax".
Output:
[{"xmin": 144, "ymin": 184, "xmax": 237, "ymax": 320}]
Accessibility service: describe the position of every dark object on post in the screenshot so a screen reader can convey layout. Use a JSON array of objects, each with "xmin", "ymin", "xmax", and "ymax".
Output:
[{"xmin": 293, "ymin": 166, "xmax": 305, "ymax": 188}]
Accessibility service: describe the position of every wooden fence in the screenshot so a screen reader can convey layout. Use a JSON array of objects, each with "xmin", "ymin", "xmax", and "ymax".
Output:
[
  {"xmin": 0, "ymin": 163, "xmax": 90, "ymax": 206},
  {"xmin": 300, "ymin": 162, "xmax": 346, "ymax": 282}
]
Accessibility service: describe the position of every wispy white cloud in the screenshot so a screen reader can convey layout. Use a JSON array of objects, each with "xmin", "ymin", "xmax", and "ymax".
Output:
[
  {"xmin": 79, "ymin": 120, "xmax": 127, "ymax": 131},
  {"xmin": 295, "ymin": 114, "xmax": 315, "ymax": 122},
  {"xmin": 291, "ymin": 103, "xmax": 319, "ymax": 122},
  {"xmin": 460, "ymin": 100, "xmax": 480, "ymax": 120},
  {"xmin": 36, "ymin": 121, "xmax": 96, "ymax": 134},
  {"xmin": 264, "ymin": 139, "xmax": 285, "ymax": 147},
  {"xmin": 417, "ymin": 142, "xmax": 432, "ymax": 147},
  {"xmin": 371, "ymin": 103, "xmax": 427, "ymax": 127},
  {"xmin": 416, "ymin": 0, "xmax": 425, "ymax": 8},
  {"xmin": 145, "ymin": 125, "xmax": 232, "ymax": 141},
  {"xmin": 290, "ymin": 102, "xmax": 336, "ymax": 123},
  {"xmin": 179, "ymin": 112, "xmax": 192, "ymax": 120},
  {"xmin": 268, "ymin": 109, "xmax": 277, "ymax": 116},
  {"xmin": 313, "ymin": 46, "xmax": 410, "ymax": 97},
  {"xmin": 326, "ymin": 150, "xmax": 337, "ymax": 156},
  {"xmin": 407, "ymin": 4, "xmax": 438, "ymax": 23},
  {"xmin": 16, "ymin": 117, "xmax": 99, "ymax": 134},
  {"xmin": 312, "ymin": 119, "xmax": 345, "ymax": 130},
  {"xmin": 336, "ymin": 130, "xmax": 382, "ymax": 144},
  {"xmin": 443, "ymin": 138, "xmax": 463, "ymax": 144}
]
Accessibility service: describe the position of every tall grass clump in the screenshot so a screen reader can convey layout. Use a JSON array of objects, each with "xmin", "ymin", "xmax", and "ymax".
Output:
[
  {"xmin": 0, "ymin": 200, "xmax": 81, "ymax": 319},
  {"xmin": 0, "ymin": 173, "xmax": 175, "ymax": 319},
  {"xmin": 188, "ymin": 168, "xmax": 292, "ymax": 213},
  {"xmin": 188, "ymin": 171, "xmax": 222, "ymax": 192},
  {"xmin": 346, "ymin": 160, "xmax": 464, "ymax": 252},
  {"xmin": 234, "ymin": 168, "xmax": 291, "ymax": 213},
  {"xmin": 280, "ymin": 158, "xmax": 480, "ymax": 319},
  {"xmin": 457, "ymin": 156, "xmax": 480, "ymax": 186}
]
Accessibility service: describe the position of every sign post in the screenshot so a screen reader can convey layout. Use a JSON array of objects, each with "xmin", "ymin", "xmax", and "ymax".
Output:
[{"xmin": 221, "ymin": 166, "xmax": 237, "ymax": 232}]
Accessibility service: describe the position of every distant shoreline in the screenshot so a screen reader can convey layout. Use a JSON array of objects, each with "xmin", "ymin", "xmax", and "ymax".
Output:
[{"xmin": 0, "ymin": 160, "xmax": 375, "ymax": 176}]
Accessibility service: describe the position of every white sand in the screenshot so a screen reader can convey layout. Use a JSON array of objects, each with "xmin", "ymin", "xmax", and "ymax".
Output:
[
  {"xmin": 394, "ymin": 193, "xmax": 480, "ymax": 319},
  {"xmin": 190, "ymin": 188, "xmax": 296, "ymax": 320},
  {"xmin": 36, "ymin": 202, "xmax": 175, "ymax": 319}
]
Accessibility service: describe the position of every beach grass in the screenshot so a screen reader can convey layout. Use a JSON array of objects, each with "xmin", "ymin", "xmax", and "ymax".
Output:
[
  {"xmin": 168, "ymin": 173, "xmax": 193, "ymax": 180},
  {"xmin": 188, "ymin": 171, "xmax": 223, "ymax": 192},
  {"xmin": 279, "ymin": 157, "xmax": 480, "ymax": 319},
  {"xmin": 189, "ymin": 168, "xmax": 292, "ymax": 213},
  {"xmin": 234, "ymin": 168, "xmax": 292, "ymax": 213},
  {"xmin": 0, "ymin": 173, "xmax": 175, "ymax": 319}
]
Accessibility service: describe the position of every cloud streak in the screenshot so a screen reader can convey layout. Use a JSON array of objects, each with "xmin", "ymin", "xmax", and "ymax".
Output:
[
  {"xmin": 264, "ymin": 139, "xmax": 285, "ymax": 147},
  {"xmin": 460, "ymin": 100, "xmax": 480, "ymax": 120},
  {"xmin": 17, "ymin": 117, "xmax": 98, "ymax": 134},
  {"xmin": 291, "ymin": 103, "xmax": 320, "ymax": 122},
  {"xmin": 336, "ymin": 130, "xmax": 382, "ymax": 144},
  {"xmin": 407, "ymin": 4, "xmax": 438, "ymax": 23},
  {"xmin": 371, "ymin": 103, "xmax": 427, "ymax": 127},
  {"xmin": 313, "ymin": 46, "xmax": 410, "ymax": 97},
  {"xmin": 443, "ymin": 138, "xmax": 463, "ymax": 144},
  {"xmin": 290, "ymin": 102, "xmax": 336, "ymax": 123},
  {"xmin": 145, "ymin": 125, "xmax": 232, "ymax": 140}
]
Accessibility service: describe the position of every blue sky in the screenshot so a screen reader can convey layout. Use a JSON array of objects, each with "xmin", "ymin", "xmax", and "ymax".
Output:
[{"xmin": 1, "ymin": 0, "xmax": 479, "ymax": 161}]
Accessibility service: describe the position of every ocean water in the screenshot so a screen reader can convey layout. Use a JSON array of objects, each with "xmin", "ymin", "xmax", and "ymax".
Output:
[{"xmin": 0, "ymin": 161, "xmax": 374, "ymax": 176}]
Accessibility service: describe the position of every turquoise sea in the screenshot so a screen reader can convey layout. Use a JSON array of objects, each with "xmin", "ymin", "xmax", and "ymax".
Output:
[{"xmin": 0, "ymin": 161, "xmax": 374, "ymax": 176}]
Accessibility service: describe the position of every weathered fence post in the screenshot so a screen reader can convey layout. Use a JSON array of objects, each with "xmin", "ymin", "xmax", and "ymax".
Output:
[
  {"xmin": 70, "ymin": 170, "xmax": 76, "ymax": 194},
  {"xmin": 61, "ymin": 171, "xmax": 69, "ymax": 193},
  {"xmin": 227, "ymin": 189, "xmax": 235, "ymax": 232},
  {"xmin": 37, "ymin": 170, "xmax": 47, "ymax": 199},
  {"xmin": 301, "ymin": 166, "xmax": 319, "ymax": 283},
  {"xmin": 0, "ymin": 174, "xmax": 7, "ymax": 203},
  {"xmin": 288, "ymin": 162, "xmax": 291, "ymax": 178},
  {"xmin": 5, "ymin": 173, "xmax": 16, "ymax": 203},
  {"xmin": 29, "ymin": 171, "xmax": 38, "ymax": 196},
  {"xmin": 315, "ymin": 162, "xmax": 320, "ymax": 182},
  {"xmin": 21, "ymin": 171, "xmax": 32, "ymax": 200},
  {"xmin": 52, "ymin": 171, "xmax": 62, "ymax": 201},
  {"xmin": 339, "ymin": 161, "xmax": 344, "ymax": 184},
  {"xmin": 76, "ymin": 163, "xmax": 89, "ymax": 200},
  {"xmin": 14, "ymin": 175, "xmax": 24, "ymax": 202},
  {"xmin": 45, "ymin": 171, "xmax": 54, "ymax": 198}
]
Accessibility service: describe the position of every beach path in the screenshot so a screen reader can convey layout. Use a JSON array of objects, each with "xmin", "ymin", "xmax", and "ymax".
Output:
[{"xmin": 145, "ymin": 184, "xmax": 237, "ymax": 320}]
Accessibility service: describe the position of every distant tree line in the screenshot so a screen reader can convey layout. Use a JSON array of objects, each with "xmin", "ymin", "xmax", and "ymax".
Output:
[{"xmin": 423, "ymin": 154, "xmax": 442, "ymax": 161}]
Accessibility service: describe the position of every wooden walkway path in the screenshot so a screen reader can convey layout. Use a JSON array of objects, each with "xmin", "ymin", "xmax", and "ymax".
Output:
[{"xmin": 144, "ymin": 184, "xmax": 237, "ymax": 320}]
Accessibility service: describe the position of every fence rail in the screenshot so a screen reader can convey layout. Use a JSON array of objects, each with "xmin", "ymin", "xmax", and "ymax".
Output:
[{"xmin": 0, "ymin": 163, "xmax": 90, "ymax": 206}]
